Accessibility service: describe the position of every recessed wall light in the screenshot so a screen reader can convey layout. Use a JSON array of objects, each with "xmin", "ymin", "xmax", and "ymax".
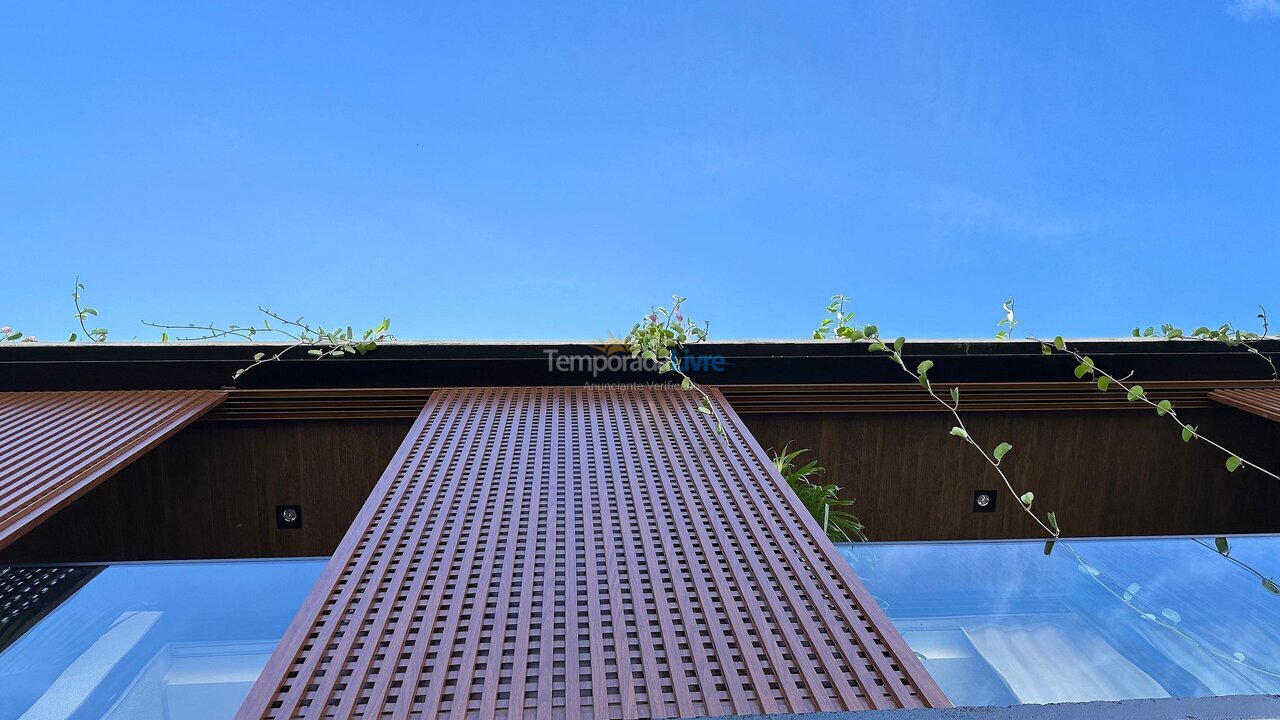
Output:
[
  {"xmin": 973, "ymin": 491, "xmax": 997, "ymax": 513},
  {"xmin": 277, "ymin": 505, "xmax": 302, "ymax": 529}
]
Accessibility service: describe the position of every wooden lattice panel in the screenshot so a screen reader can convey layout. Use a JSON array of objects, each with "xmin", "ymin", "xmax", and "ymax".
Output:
[{"xmin": 239, "ymin": 386, "xmax": 946, "ymax": 719}]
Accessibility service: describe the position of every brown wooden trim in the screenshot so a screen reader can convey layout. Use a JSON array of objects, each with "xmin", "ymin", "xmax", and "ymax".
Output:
[
  {"xmin": 1209, "ymin": 388, "xmax": 1280, "ymax": 423},
  {"xmin": 205, "ymin": 381, "xmax": 1280, "ymax": 420},
  {"xmin": 208, "ymin": 387, "xmax": 431, "ymax": 420},
  {"xmin": 0, "ymin": 390, "xmax": 225, "ymax": 550},
  {"xmin": 722, "ymin": 380, "xmax": 1280, "ymax": 414},
  {"xmin": 238, "ymin": 386, "xmax": 947, "ymax": 719}
]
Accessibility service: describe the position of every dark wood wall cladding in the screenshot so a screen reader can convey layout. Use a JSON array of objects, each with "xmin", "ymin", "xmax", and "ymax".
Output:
[
  {"xmin": 741, "ymin": 407, "xmax": 1280, "ymax": 541},
  {"xmin": 4, "ymin": 399, "xmax": 1275, "ymax": 563},
  {"xmin": 0, "ymin": 418, "xmax": 413, "ymax": 563}
]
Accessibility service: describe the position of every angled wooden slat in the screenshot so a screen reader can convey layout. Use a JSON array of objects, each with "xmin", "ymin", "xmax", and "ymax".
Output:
[
  {"xmin": 238, "ymin": 385, "xmax": 947, "ymax": 719},
  {"xmin": 0, "ymin": 390, "xmax": 225, "ymax": 550},
  {"xmin": 1210, "ymin": 387, "xmax": 1280, "ymax": 423}
]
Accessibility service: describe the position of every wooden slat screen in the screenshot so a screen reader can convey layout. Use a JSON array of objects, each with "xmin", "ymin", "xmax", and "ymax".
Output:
[
  {"xmin": 1210, "ymin": 387, "xmax": 1280, "ymax": 423},
  {"xmin": 0, "ymin": 390, "xmax": 225, "ymax": 550},
  {"xmin": 205, "ymin": 380, "xmax": 1280, "ymax": 421},
  {"xmin": 239, "ymin": 385, "xmax": 946, "ymax": 719}
]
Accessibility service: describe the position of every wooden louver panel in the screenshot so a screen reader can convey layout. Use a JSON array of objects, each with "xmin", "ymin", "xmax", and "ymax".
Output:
[
  {"xmin": 1209, "ymin": 387, "xmax": 1280, "ymax": 423},
  {"xmin": 0, "ymin": 390, "xmax": 225, "ymax": 550},
  {"xmin": 239, "ymin": 385, "xmax": 947, "ymax": 719}
]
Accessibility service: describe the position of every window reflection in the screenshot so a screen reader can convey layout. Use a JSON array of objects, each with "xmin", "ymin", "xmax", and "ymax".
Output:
[
  {"xmin": 0, "ymin": 559, "xmax": 325, "ymax": 720},
  {"xmin": 839, "ymin": 536, "xmax": 1280, "ymax": 707}
]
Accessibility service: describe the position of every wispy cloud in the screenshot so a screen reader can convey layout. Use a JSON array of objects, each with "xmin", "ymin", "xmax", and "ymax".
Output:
[
  {"xmin": 1229, "ymin": 0, "xmax": 1280, "ymax": 20},
  {"xmin": 930, "ymin": 186, "xmax": 1099, "ymax": 245}
]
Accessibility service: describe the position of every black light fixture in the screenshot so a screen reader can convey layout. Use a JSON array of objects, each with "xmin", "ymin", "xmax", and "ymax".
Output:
[
  {"xmin": 973, "ymin": 490, "xmax": 997, "ymax": 513},
  {"xmin": 277, "ymin": 504, "xmax": 302, "ymax": 529}
]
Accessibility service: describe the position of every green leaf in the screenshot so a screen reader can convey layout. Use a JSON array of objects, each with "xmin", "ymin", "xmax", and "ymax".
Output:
[
  {"xmin": 894, "ymin": 336, "xmax": 905, "ymax": 353},
  {"xmin": 867, "ymin": 342, "xmax": 885, "ymax": 353},
  {"xmin": 67, "ymin": 332, "xmax": 77, "ymax": 342},
  {"xmin": 1053, "ymin": 336, "xmax": 1066, "ymax": 351},
  {"xmin": 253, "ymin": 352, "xmax": 266, "ymax": 361},
  {"xmin": 1234, "ymin": 652, "xmax": 1246, "ymax": 663},
  {"xmin": 680, "ymin": 376, "xmax": 692, "ymax": 390},
  {"xmin": 949, "ymin": 427, "xmax": 968, "ymax": 439},
  {"xmin": 1182, "ymin": 424, "xmax": 1196, "ymax": 443},
  {"xmin": 1226, "ymin": 455, "xmax": 1243, "ymax": 472},
  {"xmin": 1097, "ymin": 376, "xmax": 1111, "ymax": 392},
  {"xmin": 161, "ymin": 332, "xmax": 168, "ymax": 342},
  {"xmin": 697, "ymin": 406, "xmax": 712, "ymax": 415},
  {"xmin": 1073, "ymin": 363, "xmax": 1090, "ymax": 378},
  {"xmin": 1043, "ymin": 540, "xmax": 1056, "ymax": 556},
  {"xmin": 83, "ymin": 307, "xmax": 98, "ymax": 316},
  {"xmin": 307, "ymin": 349, "xmax": 323, "ymax": 356},
  {"xmin": 1156, "ymin": 399, "xmax": 1172, "ymax": 416},
  {"xmin": 1263, "ymin": 578, "xmax": 1280, "ymax": 595},
  {"xmin": 993, "ymin": 442, "xmax": 1012, "ymax": 461},
  {"xmin": 1020, "ymin": 492, "xmax": 1034, "ymax": 508},
  {"xmin": 950, "ymin": 387, "xmax": 960, "ymax": 404},
  {"xmin": 1215, "ymin": 537, "xmax": 1230, "ymax": 555},
  {"xmin": 1162, "ymin": 608, "xmax": 1181, "ymax": 624},
  {"xmin": 1127, "ymin": 385, "xmax": 1145, "ymax": 402},
  {"xmin": 1040, "ymin": 344, "xmax": 1052, "ymax": 355},
  {"xmin": 1047, "ymin": 511, "xmax": 1059, "ymax": 533},
  {"xmin": 1123, "ymin": 583, "xmax": 1141, "ymax": 602},
  {"xmin": 916, "ymin": 359, "xmax": 934, "ymax": 376}
]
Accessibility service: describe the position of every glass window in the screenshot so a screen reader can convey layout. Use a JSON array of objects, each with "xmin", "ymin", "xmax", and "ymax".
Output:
[
  {"xmin": 838, "ymin": 536, "xmax": 1280, "ymax": 707},
  {"xmin": 0, "ymin": 558, "xmax": 325, "ymax": 720}
]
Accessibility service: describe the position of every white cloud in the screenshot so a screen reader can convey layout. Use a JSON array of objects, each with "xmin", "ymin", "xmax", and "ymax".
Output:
[
  {"xmin": 1230, "ymin": 0, "xmax": 1280, "ymax": 20},
  {"xmin": 930, "ymin": 186, "xmax": 1099, "ymax": 246}
]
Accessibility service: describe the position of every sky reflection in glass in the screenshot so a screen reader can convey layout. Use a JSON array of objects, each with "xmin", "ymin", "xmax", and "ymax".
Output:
[
  {"xmin": 0, "ymin": 558, "xmax": 324, "ymax": 720},
  {"xmin": 839, "ymin": 536, "xmax": 1280, "ymax": 707}
]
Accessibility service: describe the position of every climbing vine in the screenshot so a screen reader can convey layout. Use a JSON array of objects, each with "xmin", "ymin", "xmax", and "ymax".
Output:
[
  {"xmin": 1, "ymin": 277, "xmax": 392, "ymax": 381},
  {"xmin": 1132, "ymin": 306, "xmax": 1276, "ymax": 379},
  {"xmin": 815, "ymin": 294, "xmax": 1062, "ymax": 539},
  {"xmin": 144, "ymin": 309, "xmax": 392, "ymax": 381},
  {"xmin": 623, "ymin": 295, "xmax": 724, "ymax": 434},
  {"xmin": 1032, "ymin": 331, "xmax": 1280, "ymax": 482}
]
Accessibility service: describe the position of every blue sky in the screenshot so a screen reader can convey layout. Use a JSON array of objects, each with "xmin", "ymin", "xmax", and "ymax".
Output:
[{"xmin": 2, "ymin": 1, "xmax": 1278, "ymax": 341}]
